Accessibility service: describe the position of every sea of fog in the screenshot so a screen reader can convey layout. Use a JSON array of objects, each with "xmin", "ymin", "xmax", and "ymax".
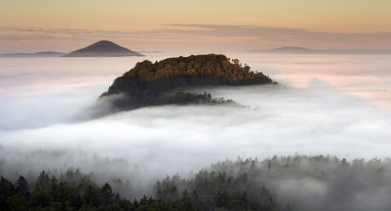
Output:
[{"xmin": 1, "ymin": 53, "xmax": 391, "ymax": 190}]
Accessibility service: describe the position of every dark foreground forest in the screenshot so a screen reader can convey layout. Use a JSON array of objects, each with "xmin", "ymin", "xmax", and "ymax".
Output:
[{"xmin": 1, "ymin": 153, "xmax": 390, "ymax": 211}]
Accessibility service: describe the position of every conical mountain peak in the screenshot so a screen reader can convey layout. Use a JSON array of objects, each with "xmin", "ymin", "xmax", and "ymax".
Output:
[{"xmin": 62, "ymin": 40, "xmax": 144, "ymax": 57}]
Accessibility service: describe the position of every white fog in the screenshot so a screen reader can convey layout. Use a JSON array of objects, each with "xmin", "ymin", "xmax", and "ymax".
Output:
[{"xmin": 1, "ymin": 53, "xmax": 391, "ymax": 208}]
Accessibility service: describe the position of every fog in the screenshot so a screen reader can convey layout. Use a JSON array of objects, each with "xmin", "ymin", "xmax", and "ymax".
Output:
[{"xmin": 1, "ymin": 54, "xmax": 391, "ymax": 208}]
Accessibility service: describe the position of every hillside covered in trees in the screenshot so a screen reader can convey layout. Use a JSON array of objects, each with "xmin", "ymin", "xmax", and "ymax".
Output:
[
  {"xmin": 1, "ymin": 153, "xmax": 390, "ymax": 211},
  {"xmin": 99, "ymin": 54, "xmax": 276, "ymax": 111}
]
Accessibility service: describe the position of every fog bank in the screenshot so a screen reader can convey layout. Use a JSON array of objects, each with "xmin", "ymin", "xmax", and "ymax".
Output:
[{"xmin": 1, "ymin": 54, "xmax": 391, "ymax": 202}]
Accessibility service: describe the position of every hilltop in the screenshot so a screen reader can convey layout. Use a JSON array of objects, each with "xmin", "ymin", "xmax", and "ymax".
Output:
[
  {"xmin": 243, "ymin": 47, "xmax": 391, "ymax": 55},
  {"xmin": 271, "ymin": 46, "xmax": 311, "ymax": 53},
  {"xmin": 1, "ymin": 51, "xmax": 66, "ymax": 58},
  {"xmin": 99, "ymin": 54, "xmax": 276, "ymax": 111},
  {"xmin": 243, "ymin": 46, "xmax": 314, "ymax": 54},
  {"xmin": 62, "ymin": 40, "xmax": 144, "ymax": 57}
]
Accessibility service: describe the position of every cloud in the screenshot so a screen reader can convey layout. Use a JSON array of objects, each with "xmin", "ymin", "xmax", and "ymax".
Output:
[
  {"xmin": 1, "ymin": 25, "xmax": 391, "ymax": 53},
  {"xmin": 276, "ymin": 178, "xmax": 328, "ymax": 208}
]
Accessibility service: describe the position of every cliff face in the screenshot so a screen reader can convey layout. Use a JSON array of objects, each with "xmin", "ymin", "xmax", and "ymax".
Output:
[
  {"xmin": 62, "ymin": 40, "xmax": 144, "ymax": 57},
  {"xmin": 100, "ymin": 54, "xmax": 275, "ymax": 111}
]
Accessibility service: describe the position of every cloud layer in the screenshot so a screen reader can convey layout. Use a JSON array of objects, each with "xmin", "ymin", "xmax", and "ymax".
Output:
[{"xmin": 1, "ymin": 53, "xmax": 391, "ymax": 198}]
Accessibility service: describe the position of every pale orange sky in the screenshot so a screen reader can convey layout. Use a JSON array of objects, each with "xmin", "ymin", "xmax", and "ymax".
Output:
[{"xmin": 1, "ymin": 0, "xmax": 391, "ymax": 53}]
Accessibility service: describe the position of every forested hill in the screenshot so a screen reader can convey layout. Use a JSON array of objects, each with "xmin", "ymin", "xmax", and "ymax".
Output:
[{"xmin": 100, "ymin": 54, "xmax": 276, "ymax": 110}]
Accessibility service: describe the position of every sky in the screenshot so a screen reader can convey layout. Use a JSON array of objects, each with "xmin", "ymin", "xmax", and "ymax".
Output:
[{"xmin": 1, "ymin": 0, "xmax": 391, "ymax": 53}]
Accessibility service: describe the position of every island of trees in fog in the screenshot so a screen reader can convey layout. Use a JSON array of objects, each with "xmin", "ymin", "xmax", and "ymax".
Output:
[
  {"xmin": 1, "ymin": 153, "xmax": 390, "ymax": 211},
  {"xmin": 99, "ymin": 54, "xmax": 276, "ymax": 112}
]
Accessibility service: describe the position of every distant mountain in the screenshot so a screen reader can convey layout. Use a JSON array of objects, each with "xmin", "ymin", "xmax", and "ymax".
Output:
[
  {"xmin": 271, "ymin": 46, "xmax": 314, "ymax": 53},
  {"xmin": 243, "ymin": 47, "xmax": 391, "ymax": 55},
  {"xmin": 138, "ymin": 50, "xmax": 164, "ymax": 54},
  {"xmin": 62, "ymin": 40, "xmax": 144, "ymax": 57},
  {"xmin": 1, "ymin": 51, "xmax": 66, "ymax": 58},
  {"xmin": 244, "ymin": 46, "xmax": 318, "ymax": 54}
]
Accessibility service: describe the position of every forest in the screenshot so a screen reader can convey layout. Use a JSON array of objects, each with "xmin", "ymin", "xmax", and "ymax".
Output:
[
  {"xmin": 99, "ymin": 54, "xmax": 276, "ymax": 111},
  {"xmin": 1, "ymin": 152, "xmax": 390, "ymax": 211}
]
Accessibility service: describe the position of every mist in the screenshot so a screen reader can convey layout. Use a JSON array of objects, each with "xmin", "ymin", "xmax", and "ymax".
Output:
[{"xmin": 1, "ymin": 54, "xmax": 391, "ymax": 209}]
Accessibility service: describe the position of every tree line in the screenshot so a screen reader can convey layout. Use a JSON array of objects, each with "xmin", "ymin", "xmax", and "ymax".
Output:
[
  {"xmin": 2, "ymin": 154, "xmax": 390, "ymax": 210},
  {"xmin": 0, "ymin": 169, "xmax": 277, "ymax": 211}
]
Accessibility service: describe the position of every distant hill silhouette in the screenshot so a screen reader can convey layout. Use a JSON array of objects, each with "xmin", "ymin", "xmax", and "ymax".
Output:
[
  {"xmin": 62, "ymin": 40, "xmax": 144, "ymax": 57},
  {"xmin": 138, "ymin": 50, "xmax": 164, "ymax": 54},
  {"xmin": 1, "ymin": 51, "xmax": 66, "ymax": 58},
  {"xmin": 244, "ymin": 46, "xmax": 314, "ymax": 54},
  {"xmin": 271, "ymin": 46, "xmax": 313, "ymax": 53},
  {"xmin": 243, "ymin": 47, "xmax": 391, "ymax": 55}
]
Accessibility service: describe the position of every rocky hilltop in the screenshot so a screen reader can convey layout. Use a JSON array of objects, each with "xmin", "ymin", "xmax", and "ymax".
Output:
[{"xmin": 99, "ymin": 54, "xmax": 276, "ymax": 111}]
